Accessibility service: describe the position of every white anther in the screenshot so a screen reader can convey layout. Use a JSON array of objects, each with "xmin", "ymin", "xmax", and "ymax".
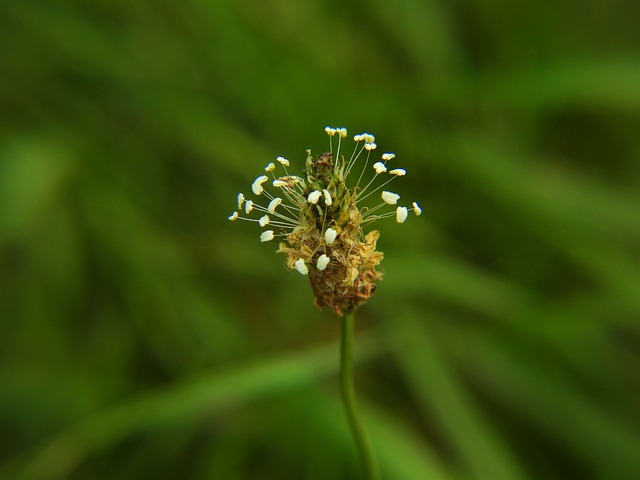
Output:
[
  {"xmin": 354, "ymin": 134, "xmax": 365, "ymax": 142},
  {"xmin": 364, "ymin": 142, "xmax": 377, "ymax": 151},
  {"xmin": 258, "ymin": 215, "xmax": 270, "ymax": 227},
  {"xmin": 265, "ymin": 163, "xmax": 275, "ymax": 172},
  {"xmin": 323, "ymin": 189, "xmax": 333, "ymax": 206},
  {"xmin": 260, "ymin": 230, "xmax": 274, "ymax": 242},
  {"xmin": 381, "ymin": 191, "xmax": 400, "ymax": 205},
  {"xmin": 324, "ymin": 228, "xmax": 337, "ymax": 245},
  {"xmin": 267, "ymin": 197, "xmax": 282, "ymax": 213},
  {"xmin": 277, "ymin": 156, "xmax": 290, "ymax": 167},
  {"xmin": 396, "ymin": 207, "xmax": 408, "ymax": 223},
  {"xmin": 295, "ymin": 258, "xmax": 308, "ymax": 275},
  {"xmin": 245, "ymin": 200, "xmax": 254, "ymax": 213},
  {"xmin": 252, "ymin": 175, "xmax": 269, "ymax": 195},
  {"xmin": 389, "ymin": 168, "xmax": 406, "ymax": 176},
  {"xmin": 338, "ymin": 128, "xmax": 347, "ymax": 138},
  {"xmin": 273, "ymin": 179, "xmax": 288, "ymax": 188},
  {"xmin": 364, "ymin": 134, "xmax": 375, "ymax": 143},
  {"xmin": 413, "ymin": 202, "xmax": 422, "ymax": 216},
  {"xmin": 237, "ymin": 193, "xmax": 245, "ymax": 209},
  {"xmin": 228, "ymin": 211, "xmax": 238, "ymax": 221},
  {"xmin": 325, "ymin": 127, "xmax": 336, "ymax": 136},
  {"xmin": 307, "ymin": 190, "xmax": 322, "ymax": 204},
  {"xmin": 373, "ymin": 162, "xmax": 387, "ymax": 174},
  {"xmin": 317, "ymin": 254, "xmax": 330, "ymax": 271},
  {"xmin": 381, "ymin": 153, "xmax": 396, "ymax": 161}
]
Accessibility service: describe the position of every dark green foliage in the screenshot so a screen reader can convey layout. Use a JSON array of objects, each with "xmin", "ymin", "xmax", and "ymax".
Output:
[{"xmin": 1, "ymin": 0, "xmax": 639, "ymax": 478}]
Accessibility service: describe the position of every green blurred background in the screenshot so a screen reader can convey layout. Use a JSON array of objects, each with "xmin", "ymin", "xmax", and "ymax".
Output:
[{"xmin": 1, "ymin": 0, "xmax": 639, "ymax": 479}]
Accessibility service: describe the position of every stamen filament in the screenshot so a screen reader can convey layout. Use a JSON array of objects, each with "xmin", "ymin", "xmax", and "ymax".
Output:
[
  {"xmin": 354, "ymin": 149, "xmax": 372, "ymax": 191},
  {"xmin": 356, "ymin": 175, "xmax": 398, "ymax": 203}
]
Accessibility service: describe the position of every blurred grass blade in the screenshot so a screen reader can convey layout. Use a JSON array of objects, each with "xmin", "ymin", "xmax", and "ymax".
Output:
[
  {"xmin": 6, "ymin": 336, "xmax": 381, "ymax": 480},
  {"xmin": 382, "ymin": 308, "xmax": 529, "ymax": 480}
]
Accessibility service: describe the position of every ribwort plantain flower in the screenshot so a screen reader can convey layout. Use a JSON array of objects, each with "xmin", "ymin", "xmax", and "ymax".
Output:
[{"xmin": 229, "ymin": 126, "xmax": 421, "ymax": 316}]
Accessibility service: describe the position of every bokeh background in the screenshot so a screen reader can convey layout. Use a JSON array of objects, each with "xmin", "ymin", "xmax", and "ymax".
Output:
[{"xmin": 1, "ymin": 0, "xmax": 640, "ymax": 479}]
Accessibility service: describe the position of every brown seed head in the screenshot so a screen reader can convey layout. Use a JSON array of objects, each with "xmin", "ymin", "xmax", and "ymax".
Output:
[{"xmin": 229, "ymin": 126, "xmax": 421, "ymax": 316}]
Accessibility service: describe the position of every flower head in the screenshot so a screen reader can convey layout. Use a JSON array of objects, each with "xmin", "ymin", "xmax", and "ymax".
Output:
[{"xmin": 229, "ymin": 127, "xmax": 421, "ymax": 315}]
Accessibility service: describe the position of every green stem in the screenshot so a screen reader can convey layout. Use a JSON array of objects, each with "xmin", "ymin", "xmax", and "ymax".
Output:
[{"xmin": 340, "ymin": 311, "xmax": 380, "ymax": 480}]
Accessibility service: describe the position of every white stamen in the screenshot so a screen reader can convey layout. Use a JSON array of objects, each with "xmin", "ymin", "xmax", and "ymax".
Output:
[
  {"xmin": 277, "ymin": 156, "xmax": 290, "ymax": 167},
  {"xmin": 252, "ymin": 175, "xmax": 269, "ymax": 195},
  {"xmin": 323, "ymin": 189, "xmax": 333, "ymax": 206},
  {"xmin": 295, "ymin": 258, "xmax": 308, "ymax": 275},
  {"xmin": 396, "ymin": 207, "xmax": 408, "ymax": 223},
  {"xmin": 260, "ymin": 230, "xmax": 274, "ymax": 242},
  {"xmin": 373, "ymin": 162, "xmax": 387, "ymax": 174},
  {"xmin": 324, "ymin": 228, "xmax": 337, "ymax": 245},
  {"xmin": 267, "ymin": 197, "xmax": 282, "ymax": 213},
  {"xmin": 308, "ymin": 190, "xmax": 322, "ymax": 204},
  {"xmin": 230, "ymin": 127, "xmax": 421, "ymax": 249},
  {"xmin": 317, "ymin": 254, "xmax": 330, "ymax": 271},
  {"xmin": 381, "ymin": 191, "xmax": 400, "ymax": 205}
]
